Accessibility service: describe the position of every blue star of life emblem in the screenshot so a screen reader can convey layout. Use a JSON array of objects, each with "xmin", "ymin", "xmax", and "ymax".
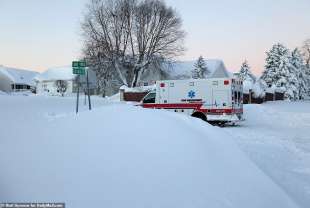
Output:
[{"xmin": 188, "ymin": 90, "xmax": 196, "ymax": 99}]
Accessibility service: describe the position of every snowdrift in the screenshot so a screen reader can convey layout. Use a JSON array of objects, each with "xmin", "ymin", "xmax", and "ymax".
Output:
[{"xmin": 0, "ymin": 96, "xmax": 298, "ymax": 208}]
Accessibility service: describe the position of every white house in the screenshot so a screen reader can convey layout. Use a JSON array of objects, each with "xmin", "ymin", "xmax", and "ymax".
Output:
[
  {"xmin": 162, "ymin": 59, "xmax": 233, "ymax": 80},
  {"xmin": 0, "ymin": 65, "xmax": 38, "ymax": 93},
  {"xmin": 35, "ymin": 66, "xmax": 97, "ymax": 96}
]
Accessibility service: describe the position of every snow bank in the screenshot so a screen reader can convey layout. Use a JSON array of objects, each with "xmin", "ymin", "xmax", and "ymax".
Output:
[
  {"xmin": 108, "ymin": 92, "xmax": 121, "ymax": 101},
  {"xmin": 0, "ymin": 96, "xmax": 298, "ymax": 208}
]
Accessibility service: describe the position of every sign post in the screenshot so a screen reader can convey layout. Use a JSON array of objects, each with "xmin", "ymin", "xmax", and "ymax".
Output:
[
  {"xmin": 86, "ymin": 68, "xmax": 92, "ymax": 110},
  {"xmin": 72, "ymin": 61, "xmax": 91, "ymax": 114},
  {"xmin": 76, "ymin": 75, "xmax": 80, "ymax": 114}
]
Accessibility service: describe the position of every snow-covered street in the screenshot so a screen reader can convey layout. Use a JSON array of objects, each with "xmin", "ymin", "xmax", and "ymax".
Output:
[
  {"xmin": 0, "ymin": 95, "xmax": 309, "ymax": 208},
  {"xmin": 224, "ymin": 101, "xmax": 310, "ymax": 208}
]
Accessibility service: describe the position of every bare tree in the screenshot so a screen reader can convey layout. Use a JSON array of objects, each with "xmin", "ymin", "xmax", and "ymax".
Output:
[
  {"xmin": 55, "ymin": 80, "xmax": 68, "ymax": 97},
  {"xmin": 83, "ymin": 42, "xmax": 115, "ymax": 96},
  {"xmin": 81, "ymin": 0, "xmax": 185, "ymax": 88}
]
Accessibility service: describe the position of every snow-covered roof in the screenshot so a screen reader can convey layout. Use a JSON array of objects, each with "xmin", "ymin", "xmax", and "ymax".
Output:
[
  {"xmin": 35, "ymin": 66, "xmax": 76, "ymax": 82},
  {"xmin": 0, "ymin": 66, "xmax": 38, "ymax": 86},
  {"xmin": 120, "ymin": 85, "xmax": 155, "ymax": 93},
  {"xmin": 163, "ymin": 59, "xmax": 233, "ymax": 79},
  {"xmin": 209, "ymin": 60, "xmax": 231, "ymax": 78}
]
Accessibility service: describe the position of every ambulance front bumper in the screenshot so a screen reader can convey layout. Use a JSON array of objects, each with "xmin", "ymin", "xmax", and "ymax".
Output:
[{"xmin": 207, "ymin": 114, "xmax": 244, "ymax": 122}]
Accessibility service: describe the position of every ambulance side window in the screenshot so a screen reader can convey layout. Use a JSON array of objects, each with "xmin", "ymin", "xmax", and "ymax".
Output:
[{"xmin": 143, "ymin": 93, "xmax": 156, "ymax": 104}]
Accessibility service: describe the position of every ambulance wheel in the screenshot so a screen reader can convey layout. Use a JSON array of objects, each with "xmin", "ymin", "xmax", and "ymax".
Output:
[{"xmin": 191, "ymin": 112, "xmax": 207, "ymax": 122}]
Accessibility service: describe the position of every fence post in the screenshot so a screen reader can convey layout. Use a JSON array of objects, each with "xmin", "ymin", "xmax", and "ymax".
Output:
[
  {"xmin": 249, "ymin": 90, "xmax": 252, "ymax": 104},
  {"xmin": 120, "ymin": 89, "xmax": 125, "ymax": 102}
]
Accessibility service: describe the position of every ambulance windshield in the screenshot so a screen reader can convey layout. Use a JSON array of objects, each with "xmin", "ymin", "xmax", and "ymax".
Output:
[{"xmin": 143, "ymin": 92, "xmax": 156, "ymax": 104}]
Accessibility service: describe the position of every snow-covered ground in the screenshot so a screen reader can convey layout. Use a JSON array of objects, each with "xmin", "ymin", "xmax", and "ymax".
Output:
[
  {"xmin": 224, "ymin": 101, "xmax": 310, "ymax": 208},
  {"xmin": 0, "ymin": 90, "xmax": 7, "ymax": 95},
  {"xmin": 0, "ymin": 94, "xmax": 308, "ymax": 208}
]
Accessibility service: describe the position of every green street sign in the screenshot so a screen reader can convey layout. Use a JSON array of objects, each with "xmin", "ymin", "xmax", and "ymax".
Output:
[
  {"xmin": 72, "ymin": 61, "xmax": 86, "ymax": 68},
  {"xmin": 72, "ymin": 61, "xmax": 87, "ymax": 75},
  {"xmin": 73, "ymin": 68, "xmax": 85, "ymax": 75}
]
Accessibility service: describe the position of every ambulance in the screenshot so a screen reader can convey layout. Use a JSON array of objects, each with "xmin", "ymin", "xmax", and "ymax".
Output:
[{"xmin": 141, "ymin": 78, "xmax": 244, "ymax": 124}]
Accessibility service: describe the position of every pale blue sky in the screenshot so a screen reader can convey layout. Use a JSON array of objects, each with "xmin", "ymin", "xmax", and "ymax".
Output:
[{"xmin": 0, "ymin": 0, "xmax": 310, "ymax": 74}]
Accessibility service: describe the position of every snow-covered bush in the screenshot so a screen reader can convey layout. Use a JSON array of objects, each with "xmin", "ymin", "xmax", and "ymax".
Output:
[
  {"xmin": 252, "ymin": 79, "xmax": 266, "ymax": 98},
  {"xmin": 237, "ymin": 60, "xmax": 266, "ymax": 98}
]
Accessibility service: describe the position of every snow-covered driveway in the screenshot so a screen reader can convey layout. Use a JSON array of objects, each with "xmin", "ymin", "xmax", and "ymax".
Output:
[{"xmin": 224, "ymin": 101, "xmax": 310, "ymax": 208}]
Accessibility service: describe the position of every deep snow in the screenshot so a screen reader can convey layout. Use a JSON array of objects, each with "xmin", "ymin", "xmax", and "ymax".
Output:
[{"xmin": 0, "ymin": 95, "xmax": 306, "ymax": 208}]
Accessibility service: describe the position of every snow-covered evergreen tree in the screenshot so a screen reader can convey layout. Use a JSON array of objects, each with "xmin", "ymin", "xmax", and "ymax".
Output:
[
  {"xmin": 238, "ymin": 60, "xmax": 259, "ymax": 96},
  {"xmin": 301, "ymin": 39, "xmax": 310, "ymax": 96},
  {"xmin": 290, "ymin": 48, "xmax": 307, "ymax": 99},
  {"xmin": 306, "ymin": 66, "xmax": 310, "ymax": 97},
  {"xmin": 192, "ymin": 56, "xmax": 210, "ymax": 79},
  {"xmin": 261, "ymin": 43, "xmax": 299, "ymax": 100},
  {"xmin": 238, "ymin": 60, "xmax": 256, "ymax": 82}
]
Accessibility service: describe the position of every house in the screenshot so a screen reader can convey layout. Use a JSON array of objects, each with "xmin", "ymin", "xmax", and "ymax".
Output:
[
  {"xmin": 161, "ymin": 59, "xmax": 232, "ymax": 80},
  {"xmin": 35, "ymin": 66, "xmax": 97, "ymax": 96},
  {"xmin": 0, "ymin": 65, "xmax": 38, "ymax": 93},
  {"xmin": 136, "ymin": 59, "xmax": 232, "ymax": 87}
]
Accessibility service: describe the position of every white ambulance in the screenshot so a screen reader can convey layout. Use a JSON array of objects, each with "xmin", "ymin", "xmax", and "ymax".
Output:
[{"xmin": 141, "ymin": 78, "xmax": 244, "ymax": 124}]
